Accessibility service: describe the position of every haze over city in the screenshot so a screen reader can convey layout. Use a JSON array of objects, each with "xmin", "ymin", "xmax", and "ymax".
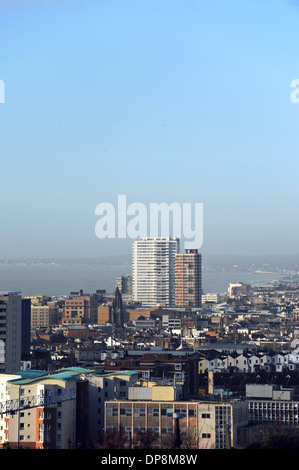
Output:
[{"xmin": 0, "ymin": 0, "xmax": 298, "ymax": 260}]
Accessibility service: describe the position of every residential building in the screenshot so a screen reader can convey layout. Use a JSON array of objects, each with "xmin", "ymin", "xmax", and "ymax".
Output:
[
  {"xmin": 0, "ymin": 367, "xmax": 139, "ymax": 449},
  {"xmin": 132, "ymin": 237, "xmax": 179, "ymax": 307},
  {"xmin": 84, "ymin": 370, "xmax": 139, "ymax": 444},
  {"xmin": 21, "ymin": 298, "xmax": 31, "ymax": 357},
  {"xmin": 0, "ymin": 292, "xmax": 22, "ymax": 374},
  {"xmin": 0, "ymin": 369, "xmax": 77, "ymax": 449},
  {"xmin": 105, "ymin": 349, "xmax": 201, "ymax": 399},
  {"xmin": 31, "ymin": 305, "xmax": 50, "ymax": 329},
  {"xmin": 175, "ymin": 249, "xmax": 202, "ymax": 307}
]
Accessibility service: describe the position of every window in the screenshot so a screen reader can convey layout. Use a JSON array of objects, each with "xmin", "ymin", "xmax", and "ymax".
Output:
[
  {"xmin": 134, "ymin": 408, "xmax": 145, "ymax": 417},
  {"xmin": 202, "ymin": 413, "xmax": 211, "ymax": 419},
  {"xmin": 120, "ymin": 407, "xmax": 132, "ymax": 417},
  {"xmin": 161, "ymin": 408, "xmax": 173, "ymax": 417},
  {"xmin": 202, "ymin": 433, "xmax": 211, "ymax": 438},
  {"xmin": 174, "ymin": 408, "xmax": 187, "ymax": 417}
]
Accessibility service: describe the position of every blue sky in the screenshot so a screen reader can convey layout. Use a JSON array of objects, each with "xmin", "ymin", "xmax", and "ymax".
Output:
[{"xmin": 0, "ymin": 0, "xmax": 298, "ymax": 258}]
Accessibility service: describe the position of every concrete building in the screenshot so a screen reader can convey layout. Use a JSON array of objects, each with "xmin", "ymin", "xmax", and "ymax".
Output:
[
  {"xmin": 175, "ymin": 249, "xmax": 202, "ymax": 308},
  {"xmin": 0, "ymin": 292, "xmax": 22, "ymax": 374},
  {"xmin": 84, "ymin": 370, "xmax": 139, "ymax": 445},
  {"xmin": 21, "ymin": 298, "xmax": 31, "ymax": 357},
  {"xmin": 202, "ymin": 293, "xmax": 219, "ymax": 304},
  {"xmin": 246, "ymin": 384, "xmax": 299, "ymax": 426},
  {"xmin": 105, "ymin": 398, "xmax": 248, "ymax": 449},
  {"xmin": 162, "ymin": 315, "xmax": 182, "ymax": 330},
  {"xmin": 132, "ymin": 237, "xmax": 179, "ymax": 307},
  {"xmin": 116, "ymin": 275, "xmax": 133, "ymax": 299}
]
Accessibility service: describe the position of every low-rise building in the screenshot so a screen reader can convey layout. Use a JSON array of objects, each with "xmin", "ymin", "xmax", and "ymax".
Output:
[{"xmin": 105, "ymin": 398, "xmax": 248, "ymax": 449}]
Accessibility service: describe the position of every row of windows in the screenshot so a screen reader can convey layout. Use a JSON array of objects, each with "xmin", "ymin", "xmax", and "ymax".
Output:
[
  {"xmin": 107, "ymin": 407, "xmax": 197, "ymax": 418},
  {"xmin": 106, "ymin": 425, "xmax": 209, "ymax": 440}
]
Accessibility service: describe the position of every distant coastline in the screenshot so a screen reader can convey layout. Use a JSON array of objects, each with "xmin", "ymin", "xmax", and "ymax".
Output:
[{"xmin": 0, "ymin": 255, "xmax": 294, "ymax": 298}]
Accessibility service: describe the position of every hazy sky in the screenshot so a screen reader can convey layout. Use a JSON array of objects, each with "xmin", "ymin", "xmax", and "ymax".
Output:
[{"xmin": 0, "ymin": 0, "xmax": 299, "ymax": 258}]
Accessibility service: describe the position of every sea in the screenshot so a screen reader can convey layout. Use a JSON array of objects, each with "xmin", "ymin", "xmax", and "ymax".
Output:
[{"xmin": 0, "ymin": 254, "xmax": 296, "ymax": 298}]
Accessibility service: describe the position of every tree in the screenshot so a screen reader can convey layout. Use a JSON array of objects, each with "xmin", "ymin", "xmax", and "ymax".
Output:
[{"xmin": 97, "ymin": 427, "xmax": 128, "ymax": 449}]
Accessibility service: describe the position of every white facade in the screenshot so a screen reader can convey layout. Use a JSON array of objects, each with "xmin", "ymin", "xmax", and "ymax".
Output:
[
  {"xmin": 0, "ymin": 374, "xmax": 19, "ymax": 445},
  {"xmin": 0, "ymin": 293, "xmax": 22, "ymax": 374},
  {"xmin": 132, "ymin": 237, "xmax": 179, "ymax": 307},
  {"xmin": 202, "ymin": 293, "xmax": 219, "ymax": 303}
]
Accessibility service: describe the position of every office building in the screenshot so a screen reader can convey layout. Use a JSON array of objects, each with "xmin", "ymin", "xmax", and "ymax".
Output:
[
  {"xmin": 62, "ymin": 290, "xmax": 98, "ymax": 326},
  {"xmin": 132, "ymin": 237, "xmax": 179, "ymax": 307},
  {"xmin": 175, "ymin": 249, "xmax": 202, "ymax": 308},
  {"xmin": 105, "ymin": 398, "xmax": 248, "ymax": 449},
  {"xmin": 116, "ymin": 275, "xmax": 132, "ymax": 299}
]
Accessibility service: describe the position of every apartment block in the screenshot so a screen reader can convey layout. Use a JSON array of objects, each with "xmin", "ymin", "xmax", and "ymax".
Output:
[
  {"xmin": 105, "ymin": 399, "xmax": 248, "ymax": 449},
  {"xmin": 31, "ymin": 305, "xmax": 50, "ymax": 328},
  {"xmin": 175, "ymin": 249, "xmax": 202, "ymax": 308},
  {"xmin": 84, "ymin": 370, "xmax": 139, "ymax": 444},
  {"xmin": 21, "ymin": 298, "xmax": 31, "ymax": 357},
  {"xmin": 0, "ymin": 367, "xmax": 141, "ymax": 449},
  {"xmin": 132, "ymin": 237, "xmax": 179, "ymax": 307},
  {"xmin": 0, "ymin": 292, "xmax": 22, "ymax": 374},
  {"xmin": 0, "ymin": 369, "xmax": 77, "ymax": 449}
]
